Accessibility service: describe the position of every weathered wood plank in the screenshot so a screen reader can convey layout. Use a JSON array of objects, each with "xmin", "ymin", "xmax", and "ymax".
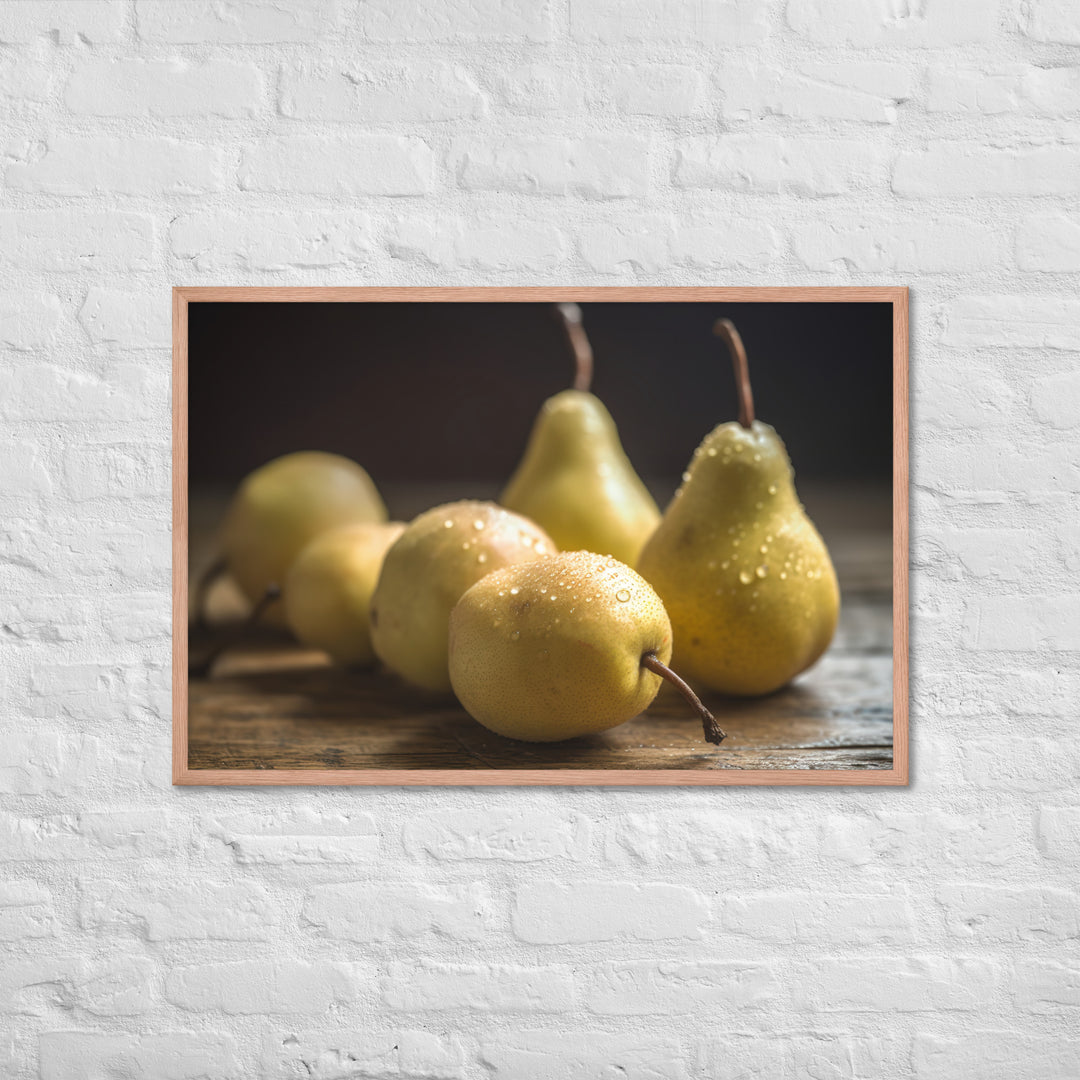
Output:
[{"xmin": 188, "ymin": 624, "xmax": 892, "ymax": 772}]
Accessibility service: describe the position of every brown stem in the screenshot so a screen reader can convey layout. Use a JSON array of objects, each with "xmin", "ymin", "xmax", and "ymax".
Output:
[
  {"xmin": 555, "ymin": 302, "xmax": 593, "ymax": 393},
  {"xmin": 714, "ymin": 318, "xmax": 755, "ymax": 429},
  {"xmin": 190, "ymin": 555, "xmax": 227, "ymax": 633},
  {"xmin": 641, "ymin": 652, "xmax": 726, "ymax": 746},
  {"xmin": 189, "ymin": 583, "xmax": 280, "ymax": 679}
]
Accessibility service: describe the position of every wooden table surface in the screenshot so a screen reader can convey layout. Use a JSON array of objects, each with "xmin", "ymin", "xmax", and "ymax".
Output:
[{"xmin": 187, "ymin": 483, "xmax": 893, "ymax": 774}]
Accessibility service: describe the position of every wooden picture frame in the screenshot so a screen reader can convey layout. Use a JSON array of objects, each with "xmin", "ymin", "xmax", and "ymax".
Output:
[{"xmin": 173, "ymin": 286, "xmax": 908, "ymax": 787}]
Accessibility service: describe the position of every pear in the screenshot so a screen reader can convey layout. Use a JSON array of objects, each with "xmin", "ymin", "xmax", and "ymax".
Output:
[
  {"xmin": 370, "ymin": 501, "xmax": 555, "ymax": 694},
  {"xmin": 449, "ymin": 551, "xmax": 724, "ymax": 744},
  {"xmin": 501, "ymin": 303, "xmax": 660, "ymax": 565},
  {"xmin": 221, "ymin": 451, "xmax": 387, "ymax": 624},
  {"xmin": 284, "ymin": 522, "xmax": 405, "ymax": 666},
  {"xmin": 637, "ymin": 319, "xmax": 840, "ymax": 697}
]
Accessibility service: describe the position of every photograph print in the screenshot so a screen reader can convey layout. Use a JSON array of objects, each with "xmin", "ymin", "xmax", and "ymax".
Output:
[{"xmin": 174, "ymin": 287, "xmax": 907, "ymax": 785}]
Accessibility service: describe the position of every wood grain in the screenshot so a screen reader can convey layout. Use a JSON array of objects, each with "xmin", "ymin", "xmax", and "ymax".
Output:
[
  {"xmin": 892, "ymin": 293, "xmax": 910, "ymax": 786},
  {"xmin": 172, "ymin": 288, "xmax": 189, "ymax": 785},
  {"xmin": 173, "ymin": 286, "xmax": 905, "ymax": 305},
  {"xmin": 173, "ymin": 286, "xmax": 909, "ymax": 787},
  {"xmin": 187, "ymin": 622, "xmax": 892, "ymax": 774}
]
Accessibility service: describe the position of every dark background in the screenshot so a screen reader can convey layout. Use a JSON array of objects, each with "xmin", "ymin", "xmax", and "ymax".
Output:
[{"xmin": 189, "ymin": 302, "xmax": 892, "ymax": 496}]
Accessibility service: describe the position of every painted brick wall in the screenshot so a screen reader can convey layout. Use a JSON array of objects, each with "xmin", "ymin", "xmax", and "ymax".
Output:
[{"xmin": 1, "ymin": 1, "xmax": 1078, "ymax": 1077}]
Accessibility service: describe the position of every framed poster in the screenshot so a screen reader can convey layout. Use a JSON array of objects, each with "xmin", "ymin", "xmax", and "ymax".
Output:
[{"xmin": 174, "ymin": 287, "xmax": 907, "ymax": 786}]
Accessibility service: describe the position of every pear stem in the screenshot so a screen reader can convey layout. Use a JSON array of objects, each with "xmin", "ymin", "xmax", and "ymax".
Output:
[
  {"xmin": 555, "ymin": 302, "xmax": 594, "ymax": 393},
  {"xmin": 189, "ymin": 583, "xmax": 280, "ymax": 678},
  {"xmin": 190, "ymin": 555, "xmax": 227, "ymax": 633},
  {"xmin": 714, "ymin": 318, "xmax": 755, "ymax": 429},
  {"xmin": 641, "ymin": 652, "xmax": 726, "ymax": 746}
]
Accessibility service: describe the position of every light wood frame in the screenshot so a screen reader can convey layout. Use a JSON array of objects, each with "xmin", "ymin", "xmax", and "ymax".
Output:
[{"xmin": 173, "ymin": 286, "xmax": 909, "ymax": 787}]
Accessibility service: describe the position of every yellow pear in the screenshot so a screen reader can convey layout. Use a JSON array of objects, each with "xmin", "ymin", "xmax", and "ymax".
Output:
[
  {"xmin": 370, "ymin": 501, "xmax": 555, "ymax": 694},
  {"xmin": 637, "ymin": 320, "xmax": 839, "ymax": 696},
  {"xmin": 501, "ymin": 304, "xmax": 659, "ymax": 564},
  {"xmin": 284, "ymin": 522, "xmax": 405, "ymax": 666},
  {"xmin": 449, "ymin": 551, "xmax": 723, "ymax": 744},
  {"xmin": 221, "ymin": 451, "xmax": 387, "ymax": 625}
]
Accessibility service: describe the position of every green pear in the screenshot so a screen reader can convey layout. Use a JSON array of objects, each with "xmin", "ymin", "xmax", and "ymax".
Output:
[
  {"xmin": 221, "ymin": 451, "xmax": 387, "ymax": 624},
  {"xmin": 449, "ymin": 551, "xmax": 723, "ymax": 744},
  {"xmin": 370, "ymin": 501, "xmax": 555, "ymax": 694},
  {"xmin": 284, "ymin": 522, "xmax": 405, "ymax": 666},
  {"xmin": 501, "ymin": 304, "xmax": 660, "ymax": 565},
  {"xmin": 637, "ymin": 319, "xmax": 839, "ymax": 696}
]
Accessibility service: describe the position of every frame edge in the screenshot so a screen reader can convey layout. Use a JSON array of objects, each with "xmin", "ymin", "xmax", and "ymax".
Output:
[{"xmin": 171, "ymin": 286, "xmax": 910, "ymax": 787}]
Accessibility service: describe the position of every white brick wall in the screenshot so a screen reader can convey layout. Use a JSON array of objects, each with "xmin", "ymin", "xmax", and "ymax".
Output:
[{"xmin": 0, "ymin": 1, "xmax": 1077, "ymax": 1076}]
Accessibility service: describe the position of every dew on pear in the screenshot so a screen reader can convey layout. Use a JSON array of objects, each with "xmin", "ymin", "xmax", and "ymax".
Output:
[
  {"xmin": 473, "ymin": 519, "xmax": 485, "ymax": 531},
  {"xmin": 682, "ymin": 471, "xmax": 691, "ymax": 482},
  {"xmin": 759, "ymin": 544, "xmax": 768, "ymax": 554},
  {"xmin": 443, "ymin": 519, "xmax": 454, "ymax": 529},
  {"xmin": 755, "ymin": 565, "xmax": 768, "ymax": 578},
  {"xmin": 461, "ymin": 541, "xmax": 471, "ymax": 551},
  {"xmin": 616, "ymin": 589, "xmax": 631, "ymax": 602},
  {"xmin": 767, "ymin": 484, "xmax": 777, "ymax": 495},
  {"xmin": 738, "ymin": 569, "xmax": 753, "ymax": 585},
  {"xmin": 510, "ymin": 630, "xmax": 520, "ymax": 641},
  {"xmin": 753, "ymin": 453, "xmax": 762, "ymax": 462},
  {"xmin": 707, "ymin": 447, "xmax": 717, "ymax": 457},
  {"xmin": 477, "ymin": 553, "xmax": 488, "ymax": 565},
  {"xmin": 721, "ymin": 560, "xmax": 730, "ymax": 570},
  {"xmin": 510, "ymin": 587, "xmax": 520, "ymax": 595}
]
